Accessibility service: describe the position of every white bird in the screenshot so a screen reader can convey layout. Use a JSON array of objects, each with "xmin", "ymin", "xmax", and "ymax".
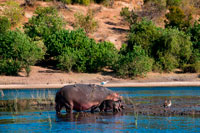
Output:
[
  {"xmin": 0, "ymin": 90, "xmax": 4, "ymax": 97},
  {"xmin": 101, "ymin": 81, "xmax": 109, "ymax": 85},
  {"xmin": 164, "ymin": 100, "xmax": 172, "ymax": 108}
]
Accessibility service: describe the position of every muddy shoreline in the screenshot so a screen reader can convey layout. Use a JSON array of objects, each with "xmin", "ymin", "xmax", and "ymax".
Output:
[{"xmin": 1, "ymin": 96, "xmax": 200, "ymax": 116}]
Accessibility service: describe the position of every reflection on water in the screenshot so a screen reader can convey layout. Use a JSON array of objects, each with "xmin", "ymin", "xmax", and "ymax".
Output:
[
  {"xmin": 0, "ymin": 86, "xmax": 200, "ymax": 132},
  {"xmin": 111, "ymin": 86, "xmax": 200, "ymax": 97},
  {"xmin": 1, "ymin": 86, "xmax": 200, "ymax": 100},
  {"xmin": 0, "ymin": 111, "xmax": 200, "ymax": 132}
]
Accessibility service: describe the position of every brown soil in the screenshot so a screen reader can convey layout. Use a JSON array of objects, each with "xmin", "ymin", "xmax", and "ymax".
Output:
[{"xmin": 0, "ymin": 66, "xmax": 199, "ymax": 86}]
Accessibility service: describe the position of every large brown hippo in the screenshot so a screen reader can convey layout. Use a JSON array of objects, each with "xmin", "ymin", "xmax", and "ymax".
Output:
[{"xmin": 55, "ymin": 84, "xmax": 122, "ymax": 114}]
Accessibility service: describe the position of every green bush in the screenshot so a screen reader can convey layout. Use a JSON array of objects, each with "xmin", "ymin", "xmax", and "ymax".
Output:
[
  {"xmin": 24, "ymin": 6, "xmax": 65, "ymax": 40},
  {"xmin": 2, "ymin": 0, "xmax": 23, "ymax": 26},
  {"xmin": 46, "ymin": 29, "xmax": 118, "ymax": 72},
  {"xmin": 165, "ymin": 6, "xmax": 192, "ymax": 31},
  {"xmin": 166, "ymin": 0, "xmax": 182, "ymax": 7},
  {"xmin": 0, "ymin": 30, "xmax": 45, "ymax": 76},
  {"xmin": 56, "ymin": 47, "xmax": 77, "ymax": 72},
  {"xmin": 120, "ymin": 7, "xmax": 138, "ymax": 27},
  {"xmin": 127, "ymin": 19, "xmax": 161, "ymax": 56},
  {"xmin": 155, "ymin": 28, "xmax": 192, "ymax": 72},
  {"xmin": 74, "ymin": 10, "xmax": 98, "ymax": 34},
  {"xmin": 45, "ymin": 29, "xmax": 89, "ymax": 57},
  {"xmin": 59, "ymin": 0, "xmax": 72, "ymax": 4},
  {"xmin": 85, "ymin": 41, "xmax": 118, "ymax": 72},
  {"xmin": 0, "ymin": 16, "xmax": 11, "ymax": 33},
  {"xmin": 156, "ymin": 53, "xmax": 179, "ymax": 72},
  {"xmin": 182, "ymin": 61, "xmax": 200, "ymax": 73},
  {"xmin": 113, "ymin": 46, "xmax": 153, "ymax": 78},
  {"xmin": 187, "ymin": 19, "xmax": 200, "ymax": 51}
]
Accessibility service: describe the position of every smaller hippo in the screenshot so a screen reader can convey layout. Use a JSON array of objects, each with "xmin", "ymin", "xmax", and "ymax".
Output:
[{"xmin": 99, "ymin": 100, "xmax": 124, "ymax": 113}]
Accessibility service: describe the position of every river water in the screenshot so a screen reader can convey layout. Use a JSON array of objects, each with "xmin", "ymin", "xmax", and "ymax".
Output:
[{"xmin": 0, "ymin": 86, "xmax": 200, "ymax": 132}]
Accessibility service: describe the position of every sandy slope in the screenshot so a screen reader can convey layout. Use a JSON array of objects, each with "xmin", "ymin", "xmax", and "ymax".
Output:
[{"xmin": 0, "ymin": 66, "xmax": 199, "ymax": 88}]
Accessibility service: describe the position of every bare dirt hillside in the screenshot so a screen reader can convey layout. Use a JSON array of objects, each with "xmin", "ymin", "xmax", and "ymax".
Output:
[{"xmin": 22, "ymin": 0, "xmax": 144, "ymax": 49}]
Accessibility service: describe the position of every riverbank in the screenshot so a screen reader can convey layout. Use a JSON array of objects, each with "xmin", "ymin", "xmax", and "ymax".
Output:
[{"xmin": 0, "ymin": 66, "xmax": 200, "ymax": 89}]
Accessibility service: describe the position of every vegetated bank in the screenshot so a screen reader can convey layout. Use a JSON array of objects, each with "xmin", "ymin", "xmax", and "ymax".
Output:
[{"xmin": 0, "ymin": 0, "xmax": 200, "ymax": 79}]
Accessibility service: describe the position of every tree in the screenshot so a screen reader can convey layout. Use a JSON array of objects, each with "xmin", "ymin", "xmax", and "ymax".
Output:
[{"xmin": 165, "ymin": 6, "xmax": 192, "ymax": 31}]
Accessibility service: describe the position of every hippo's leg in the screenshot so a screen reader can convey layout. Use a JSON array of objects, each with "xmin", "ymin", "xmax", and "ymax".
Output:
[
  {"xmin": 91, "ymin": 105, "xmax": 98, "ymax": 113},
  {"xmin": 64, "ymin": 102, "xmax": 73, "ymax": 114},
  {"xmin": 56, "ymin": 103, "xmax": 64, "ymax": 115}
]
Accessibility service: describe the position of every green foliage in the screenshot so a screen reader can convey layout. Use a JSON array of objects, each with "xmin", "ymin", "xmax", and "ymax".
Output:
[
  {"xmin": 59, "ymin": 0, "xmax": 72, "ymax": 4},
  {"xmin": 24, "ymin": 6, "xmax": 65, "ymax": 40},
  {"xmin": 186, "ymin": 19, "xmax": 200, "ymax": 73},
  {"xmin": 0, "ymin": 16, "xmax": 11, "ymax": 33},
  {"xmin": 46, "ymin": 29, "xmax": 118, "ymax": 72},
  {"xmin": 113, "ymin": 46, "xmax": 153, "ymax": 78},
  {"xmin": 157, "ymin": 53, "xmax": 179, "ymax": 72},
  {"xmin": 181, "ymin": 61, "xmax": 200, "ymax": 73},
  {"xmin": 62, "ymin": 0, "xmax": 90, "ymax": 5},
  {"xmin": 74, "ymin": 10, "xmax": 98, "ymax": 34},
  {"xmin": 75, "ymin": 0, "xmax": 90, "ymax": 5},
  {"xmin": 56, "ymin": 47, "xmax": 77, "ymax": 72},
  {"xmin": 155, "ymin": 28, "xmax": 192, "ymax": 72},
  {"xmin": 127, "ymin": 19, "xmax": 161, "ymax": 56},
  {"xmin": 166, "ymin": 0, "xmax": 182, "ymax": 7},
  {"xmin": 0, "ymin": 30, "xmax": 45, "ymax": 76},
  {"xmin": 2, "ymin": 0, "xmax": 23, "ymax": 26},
  {"xmin": 187, "ymin": 19, "xmax": 200, "ymax": 51},
  {"xmin": 120, "ymin": 7, "xmax": 138, "ymax": 27},
  {"xmin": 165, "ymin": 6, "xmax": 192, "ymax": 31}
]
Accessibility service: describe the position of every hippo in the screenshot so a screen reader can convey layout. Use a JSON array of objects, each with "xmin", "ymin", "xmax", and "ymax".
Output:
[
  {"xmin": 99, "ymin": 100, "xmax": 124, "ymax": 112},
  {"xmin": 55, "ymin": 84, "xmax": 122, "ymax": 114}
]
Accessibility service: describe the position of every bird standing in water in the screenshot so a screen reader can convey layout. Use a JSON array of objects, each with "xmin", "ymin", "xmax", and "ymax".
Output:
[{"xmin": 163, "ymin": 100, "xmax": 172, "ymax": 108}]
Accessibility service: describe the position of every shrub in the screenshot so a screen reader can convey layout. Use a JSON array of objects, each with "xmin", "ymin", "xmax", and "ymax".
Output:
[
  {"xmin": 46, "ymin": 29, "xmax": 118, "ymax": 72},
  {"xmin": 85, "ymin": 41, "xmax": 119, "ymax": 72},
  {"xmin": 0, "ymin": 30, "xmax": 45, "ymax": 76},
  {"xmin": 165, "ymin": 6, "xmax": 192, "ymax": 31},
  {"xmin": 120, "ymin": 7, "xmax": 138, "ymax": 28},
  {"xmin": 155, "ymin": 28, "xmax": 192, "ymax": 72},
  {"xmin": 24, "ymin": 6, "xmax": 65, "ymax": 40},
  {"xmin": 182, "ymin": 61, "xmax": 200, "ymax": 73},
  {"xmin": 0, "ymin": 16, "xmax": 11, "ymax": 33},
  {"xmin": 59, "ymin": 0, "xmax": 72, "ymax": 4},
  {"xmin": 56, "ymin": 47, "xmax": 77, "ymax": 72},
  {"xmin": 2, "ymin": 0, "xmax": 23, "ymax": 26},
  {"xmin": 45, "ymin": 29, "xmax": 89, "ymax": 57},
  {"xmin": 187, "ymin": 19, "xmax": 200, "ymax": 51},
  {"xmin": 127, "ymin": 19, "xmax": 161, "ymax": 56},
  {"xmin": 156, "ymin": 53, "xmax": 179, "ymax": 72},
  {"xmin": 113, "ymin": 46, "xmax": 153, "ymax": 78},
  {"xmin": 74, "ymin": 10, "xmax": 98, "ymax": 34},
  {"xmin": 166, "ymin": 0, "xmax": 182, "ymax": 7}
]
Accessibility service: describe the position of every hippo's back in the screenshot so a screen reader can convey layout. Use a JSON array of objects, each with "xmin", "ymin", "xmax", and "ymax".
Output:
[{"xmin": 58, "ymin": 84, "xmax": 114, "ymax": 103}]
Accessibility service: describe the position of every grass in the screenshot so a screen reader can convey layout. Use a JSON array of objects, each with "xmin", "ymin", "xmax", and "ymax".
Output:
[{"xmin": 0, "ymin": 89, "xmax": 55, "ymax": 112}]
